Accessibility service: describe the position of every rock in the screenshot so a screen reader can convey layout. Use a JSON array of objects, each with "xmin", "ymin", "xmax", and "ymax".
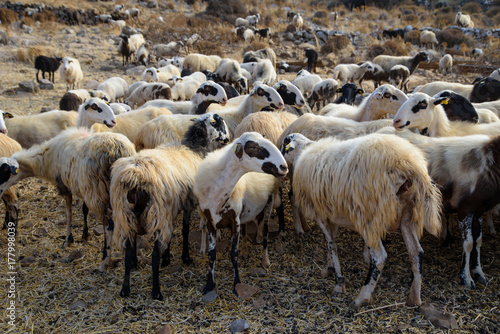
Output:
[
  {"xmin": 84, "ymin": 80, "xmax": 99, "ymax": 90},
  {"xmin": 93, "ymin": 226, "xmax": 104, "ymax": 236},
  {"xmin": 76, "ymin": 29, "xmax": 86, "ymax": 37},
  {"xmin": 201, "ymin": 290, "xmax": 217, "ymax": 304},
  {"xmin": 235, "ymin": 283, "xmax": 258, "ymax": 299},
  {"xmin": 158, "ymin": 324, "xmax": 172, "ymax": 334},
  {"xmin": 248, "ymin": 268, "xmax": 266, "ymax": 277},
  {"xmin": 100, "ymin": 65, "xmax": 116, "ymax": 72},
  {"xmin": 70, "ymin": 299, "xmax": 86, "ymax": 310},
  {"xmin": 36, "ymin": 228, "xmax": 49, "ymax": 237},
  {"xmin": 0, "ymin": 30, "xmax": 7, "ymax": 45},
  {"xmin": 18, "ymin": 81, "xmax": 38, "ymax": 93},
  {"xmin": 316, "ymin": 31, "xmax": 328, "ymax": 41},
  {"xmin": 252, "ymin": 294, "xmax": 266, "ymax": 310},
  {"xmin": 420, "ymin": 303, "xmax": 458, "ymax": 329},
  {"xmin": 126, "ymin": 66, "xmax": 146, "ymax": 77},
  {"xmin": 230, "ymin": 319, "xmax": 250, "ymax": 334},
  {"xmin": 67, "ymin": 250, "xmax": 84, "ymax": 261},
  {"xmin": 39, "ymin": 79, "xmax": 54, "ymax": 90},
  {"xmin": 20, "ymin": 256, "xmax": 36, "ymax": 264},
  {"xmin": 22, "ymin": 221, "xmax": 34, "ymax": 229}
]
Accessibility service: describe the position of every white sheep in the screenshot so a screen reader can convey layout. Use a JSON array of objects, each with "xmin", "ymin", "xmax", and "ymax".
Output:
[
  {"xmin": 0, "ymin": 128, "xmax": 136, "ymax": 272},
  {"xmin": 333, "ymin": 62, "xmax": 375, "ymax": 87},
  {"xmin": 60, "ymin": 57, "xmax": 83, "ymax": 91},
  {"xmin": 97, "ymin": 77, "xmax": 128, "ymax": 103},
  {"xmin": 113, "ymin": 4, "xmax": 125, "ymax": 13},
  {"xmin": 455, "ymin": 11, "xmax": 474, "ymax": 28},
  {"xmin": 471, "ymin": 48, "xmax": 484, "ymax": 60},
  {"xmin": 420, "ymin": 30, "xmax": 438, "ymax": 49},
  {"xmin": 281, "ymin": 132, "xmax": 441, "ymax": 307},
  {"xmin": 243, "ymin": 28, "xmax": 255, "ymax": 43},
  {"xmin": 291, "ymin": 73, "xmax": 322, "ymax": 97},
  {"xmin": 438, "ymin": 54, "xmax": 453, "ymax": 76},
  {"xmin": 125, "ymin": 81, "xmax": 148, "ymax": 99},
  {"xmin": 307, "ymin": 79, "xmax": 339, "ymax": 110},
  {"xmin": 109, "ymin": 103, "xmax": 131, "ymax": 115},
  {"xmin": 170, "ymin": 79, "xmax": 201, "ymax": 101},
  {"xmin": 142, "ymin": 65, "xmax": 181, "ymax": 84},
  {"xmin": 76, "ymin": 97, "xmax": 118, "ymax": 129},
  {"xmin": 0, "ymin": 133, "xmax": 22, "ymax": 228},
  {"xmin": 389, "ymin": 65, "xmax": 411, "ymax": 94},
  {"xmin": 183, "ymin": 53, "xmax": 222, "ymax": 72},
  {"xmin": 109, "ymin": 19, "xmax": 126, "ymax": 29},
  {"xmin": 134, "ymin": 83, "xmax": 284, "ymax": 149},
  {"xmin": 217, "ymin": 59, "xmax": 248, "ymax": 94},
  {"xmin": 392, "ymin": 92, "xmax": 500, "ymax": 137},
  {"xmin": 292, "ymin": 13, "xmax": 304, "ymax": 30},
  {"xmin": 372, "ymin": 51, "xmax": 428, "ymax": 74},
  {"xmin": 235, "ymin": 17, "xmax": 250, "ymax": 28},
  {"xmin": 413, "ymin": 81, "xmax": 473, "ymax": 99},
  {"xmin": 194, "ymin": 132, "xmax": 288, "ymax": 295},
  {"xmin": 245, "ymin": 14, "xmax": 260, "ymax": 26},
  {"xmin": 243, "ymin": 47, "xmax": 277, "ymax": 68},
  {"xmin": 111, "ymin": 113, "xmax": 229, "ymax": 300},
  {"xmin": 252, "ymin": 59, "xmax": 277, "ymax": 86},
  {"xmin": 153, "ymin": 42, "xmax": 182, "ymax": 60},
  {"xmin": 472, "ymin": 100, "xmax": 500, "ymax": 116},
  {"xmin": 129, "ymin": 8, "xmax": 140, "ymax": 21},
  {"xmin": 125, "ymin": 83, "xmax": 172, "ymax": 108}
]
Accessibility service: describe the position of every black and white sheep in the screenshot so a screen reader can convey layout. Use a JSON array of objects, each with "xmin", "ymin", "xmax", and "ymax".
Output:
[
  {"xmin": 243, "ymin": 47, "xmax": 277, "ymax": 68},
  {"xmin": 413, "ymin": 78, "xmax": 500, "ymax": 103},
  {"xmin": 438, "ymin": 54, "xmax": 453, "ymax": 76},
  {"xmin": 372, "ymin": 51, "xmax": 428, "ymax": 75},
  {"xmin": 124, "ymin": 83, "xmax": 172, "ymax": 108},
  {"xmin": 291, "ymin": 73, "xmax": 322, "ymax": 97},
  {"xmin": 256, "ymin": 28, "xmax": 271, "ymax": 40},
  {"xmin": 0, "ymin": 128, "xmax": 136, "ymax": 272},
  {"xmin": 97, "ymin": 77, "xmax": 128, "ymax": 103},
  {"xmin": 0, "ymin": 133, "xmax": 22, "ymax": 229},
  {"xmin": 281, "ymin": 132, "xmax": 441, "ymax": 307},
  {"xmin": 194, "ymin": 132, "xmax": 288, "ymax": 295},
  {"xmin": 111, "ymin": 113, "xmax": 229, "ymax": 300},
  {"xmin": 388, "ymin": 64, "xmax": 411, "ymax": 94},
  {"xmin": 60, "ymin": 57, "xmax": 83, "ymax": 91},
  {"xmin": 136, "ymin": 43, "xmax": 150, "ymax": 66},
  {"xmin": 217, "ymin": 59, "xmax": 248, "ymax": 94},
  {"xmin": 59, "ymin": 89, "xmax": 110, "ymax": 111},
  {"xmin": 34, "ymin": 55, "xmax": 62, "ymax": 83},
  {"xmin": 333, "ymin": 62, "xmax": 375, "ymax": 87},
  {"xmin": 358, "ymin": 63, "xmax": 389, "ymax": 90},
  {"xmin": 332, "ymin": 83, "xmax": 364, "ymax": 105},
  {"xmin": 307, "ymin": 79, "xmax": 339, "ymax": 110}
]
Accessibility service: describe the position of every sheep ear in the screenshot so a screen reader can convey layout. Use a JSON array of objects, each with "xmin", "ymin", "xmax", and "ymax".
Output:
[
  {"xmin": 357, "ymin": 89, "xmax": 364, "ymax": 95},
  {"xmin": 234, "ymin": 143, "xmax": 243, "ymax": 159},
  {"xmin": 336, "ymin": 88, "xmax": 343, "ymax": 93},
  {"xmin": 3, "ymin": 112, "xmax": 14, "ymax": 119},
  {"xmin": 433, "ymin": 97, "xmax": 448, "ymax": 105},
  {"xmin": 10, "ymin": 166, "xmax": 18, "ymax": 175}
]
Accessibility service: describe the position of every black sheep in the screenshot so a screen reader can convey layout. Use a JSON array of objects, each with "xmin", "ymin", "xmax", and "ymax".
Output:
[
  {"xmin": 34, "ymin": 55, "xmax": 62, "ymax": 83},
  {"xmin": 304, "ymin": 49, "xmax": 318, "ymax": 73}
]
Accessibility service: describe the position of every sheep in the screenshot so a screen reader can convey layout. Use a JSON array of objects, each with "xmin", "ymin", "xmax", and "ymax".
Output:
[
  {"xmin": 185, "ymin": 33, "xmax": 202, "ymax": 53},
  {"xmin": 34, "ymin": 55, "xmax": 62, "ymax": 83},
  {"xmin": 281, "ymin": 132, "xmax": 441, "ymax": 307},
  {"xmin": 243, "ymin": 28, "xmax": 255, "ymax": 43},
  {"xmin": 217, "ymin": 59, "xmax": 248, "ymax": 94},
  {"xmin": 471, "ymin": 48, "xmax": 484, "ymax": 60},
  {"xmin": 96, "ymin": 14, "xmax": 112, "ymax": 23},
  {"xmin": 292, "ymin": 73, "xmax": 322, "ymax": 97},
  {"xmin": 413, "ymin": 78, "xmax": 500, "ymax": 103},
  {"xmin": 194, "ymin": 132, "xmax": 288, "ymax": 295},
  {"xmin": 109, "ymin": 19, "xmax": 126, "ymax": 30},
  {"xmin": 111, "ymin": 113, "xmax": 229, "ymax": 300},
  {"xmin": 392, "ymin": 92, "xmax": 500, "ymax": 137},
  {"xmin": 136, "ymin": 43, "xmax": 150, "ymax": 66},
  {"xmin": 0, "ymin": 134, "xmax": 22, "ymax": 229},
  {"xmin": 253, "ymin": 59, "xmax": 277, "ymax": 86},
  {"xmin": 134, "ymin": 83, "xmax": 284, "ymax": 149},
  {"xmin": 138, "ymin": 81, "xmax": 227, "ymax": 116},
  {"xmin": 170, "ymin": 79, "xmax": 202, "ymax": 101},
  {"xmin": 0, "ymin": 128, "xmax": 136, "ymax": 272},
  {"xmin": 332, "ymin": 83, "xmax": 364, "ymax": 105},
  {"xmin": 129, "ymin": 8, "xmax": 140, "ymax": 21},
  {"xmin": 383, "ymin": 28, "xmax": 405, "ymax": 39},
  {"xmin": 118, "ymin": 34, "xmax": 145, "ymax": 66},
  {"xmin": 153, "ymin": 42, "xmax": 182, "ymax": 60},
  {"xmin": 420, "ymin": 30, "xmax": 438, "ymax": 49},
  {"xmin": 389, "ymin": 65, "xmax": 411, "ymax": 94},
  {"xmin": 372, "ymin": 51, "xmax": 428, "ymax": 75},
  {"xmin": 76, "ymin": 98, "xmax": 118, "ymax": 129},
  {"xmin": 433, "ymin": 90, "xmax": 497, "ymax": 124},
  {"xmin": 438, "ymin": 54, "xmax": 453, "ymax": 76},
  {"xmin": 380, "ymin": 127, "xmax": 499, "ymax": 289},
  {"xmin": 307, "ymin": 79, "xmax": 339, "ymax": 110},
  {"xmin": 4, "ymin": 110, "xmax": 79, "ymax": 149},
  {"xmin": 125, "ymin": 83, "xmax": 172, "ymax": 108},
  {"xmin": 172, "ymin": 55, "xmax": 184, "ymax": 69},
  {"xmin": 269, "ymin": 80, "xmax": 309, "ymax": 116},
  {"xmin": 125, "ymin": 81, "xmax": 148, "ymax": 99},
  {"xmin": 59, "ymin": 89, "xmax": 110, "ymax": 111},
  {"xmin": 142, "ymin": 65, "xmax": 181, "ymax": 84},
  {"xmin": 333, "ymin": 62, "xmax": 375, "ymax": 87},
  {"xmin": 472, "ymin": 100, "xmax": 500, "ymax": 116},
  {"xmin": 321, "ymin": 84, "xmax": 408, "ymax": 121},
  {"xmin": 97, "ymin": 77, "xmax": 128, "ymax": 103},
  {"xmin": 235, "ymin": 17, "xmax": 250, "ymax": 28},
  {"xmin": 256, "ymin": 28, "xmax": 271, "ymax": 40},
  {"xmin": 183, "ymin": 54, "xmax": 222, "ymax": 73},
  {"xmin": 245, "ymin": 14, "xmax": 260, "ymax": 27},
  {"xmin": 304, "ymin": 49, "xmax": 318, "ymax": 73},
  {"xmin": 243, "ymin": 47, "xmax": 277, "ymax": 68},
  {"xmin": 292, "ymin": 13, "xmax": 303, "ymax": 30},
  {"xmin": 110, "ymin": 103, "xmax": 131, "ymax": 115},
  {"xmin": 113, "ymin": 4, "xmax": 125, "ymax": 13},
  {"xmin": 59, "ymin": 57, "xmax": 83, "ymax": 91},
  {"xmin": 455, "ymin": 11, "xmax": 474, "ymax": 28},
  {"xmin": 358, "ymin": 63, "xmax": 389, "ymax": 91}
]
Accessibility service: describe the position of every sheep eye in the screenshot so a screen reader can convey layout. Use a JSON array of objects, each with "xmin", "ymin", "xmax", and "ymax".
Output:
[
  {"xmin": 418, "ymin": 101, "xmax": 427, "ymax": 109},
  {"xmin": 383, "ymin": 92, "xmax": 391, "ymax": 98}
]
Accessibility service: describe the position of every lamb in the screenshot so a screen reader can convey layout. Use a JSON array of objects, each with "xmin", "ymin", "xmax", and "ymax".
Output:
[
  {"xmin": 138, "ymin": 80, "xmax": 227, "ymax": 116},
  {"xmin": 0, "ymin": 128, "xmax": 136, "ymax": 272},
  {"xmin": 333, "ymin": 62, "xmax": 375, "ymax": 87},
  {"xmin": 59, "ymin": 57, "xmax": 83, "ymax": 91},
  {"xmin": 124, "ymin": 83, "xmax": 172, "ymax": 108},
  {"xmin": 455, "ymin": 11, "xmax": 474, "ymax": 28},
  {"xmin": 142, "ymin": 65, "xmax": 181, "ymax": 84},
  {"xmin": 217, "ymin": 59, "xmax": 248, "ymax": 94},
  {"xmin": 0, "ymin": 134, "xmax": 22, "ymax": 229},
  {"xmin": 292, "ymin": 13, "xmax": 304, "ymax": 30},
  {"xmin": 420, "ymin": 30, "xmax": 438, "ymax": 49},
  {"xmin": 172, "ymin": 55, "xmax": 184, "ymax": 69},
  {"xmin": 321, "ymin": 84, "xmax": 408, "ymax": 121},
  {"xmin": 382, "ymin": 127, "xmax": 499, "ymax": 289},
  {"xmin": 243, "ymin": 47, "xmax": 277, "ymax": 68},
  {"xmin": 438, "ymin": 54, "xmax": 453, "ymax": 76},
  {"xmin": 256, "ymin": 28, "xmax": 271, "ymax": 40},
  {"xmin": 134, "ymin": 83, "xmax": 284, "ymax": 149},
  {"xmin": 4, "ymin": 110, "xmax": 79, "ymax": 148},
  {"xmin": 392, "ymin": 92, "xmax": 500, "ymax": 137},
  {"xmin": 111, "ymin": 113, "xmax": 229, "ymax": 300},
  {"xmin": 34, "ymin": 55, "xmax": 62, "ymax": 83},
  {"xmin": 304, "ymin": 49, "xmax": 318, "ymax": 73},
  {"xmin": 253, "ymin": 59, "xmax": 277, "ymax": 86},
  {"xmin": 183, "ymin": 54, "xmax": 222, "ymax": 72},
  {"xmin": 59, "ymin": 89, "xmax": 110, "ymax": 111},
  {"xmin": 292, "ymin": 73, "xmax": 322, "ymax": 97},
  {"xmin": 243, "ymin": 28, "xmax": 255, "ymax": 43},
  {"xmin": 307, "ymin": 79, "xmax": 339, "ymax": 110},
  {"xmin": 136, "ymin": 43, "xmax": 150, "ymax": 66},
  {"xmin": 281, "ymin": 132, "xmax": 441, "ymax": 307},
  {"xmin": 194, "ymin": 132, "xmax": 288, "ymax": 295},
  {"xmin": 97, "ymin": 77, "xmax": 128, "ymax": 103},
  {"xmin": 389, "ymin": 64, "xmax": 411, "ymax": 94},
  {"xmin": 372, "ymin": 51, "xmax": 428, "ymax": 74},
  {"xmin": 170, "ymin": 79, "xmax": 202, "ymax": 101},
  {"xmin": 358, "ymin": 63, "xmax": 389, "ymax": 90}
]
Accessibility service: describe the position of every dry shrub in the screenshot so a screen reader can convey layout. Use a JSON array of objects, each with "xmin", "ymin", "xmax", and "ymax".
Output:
[
  {"xmin": 434, "ymin": 11, "xmax": 455, "ymax": 28},
  {"xmin": 403, "ymin": 14, "xmax": 418, "ymax": 25},
  {"xmin": 486, "ymin": 6, "xmax": 500, "ymax": 17},
  {"xmin": 383, "ymin": 40, "xmax": 408, "ymax": 56},
  {"xmin": 192, "ymin": 40, "xmax": 223, "ymax": 56},
  {"xmin": 366, "ymin": 44, "xmax": 388, "ymax": 59},
  {"xmin": 21, "ymin": 17, "xmax": 35, "ymax": 27},
  {"xmin": 243, "ymin": 41, "xmax": 270, "ymax": 54},
  {"xmin": 285, "ymin": 24, "xmax": 297, "ymax": 33},
  {"xmin": 0, "ymin": 8, "xmax": 18, "ymax": 26},
  {"xmin": 202, "ymin": 0, "xmax": 246, "ymax": 24},
  {"xmin": 461, "ymin": 2, "xmax": 482, "ymax": 14},
  {"xmin": 17, "ymin": 46, "xmax": 53, "ymax": 64},
  {"xmin": 33, "ymin": 10, "xmax": 57, "ymax": 23},
  {"xmin": 321, "ymin": 35, "xmax": 351, "ymax": 54},
  {"xmin": 436, "ymin": 28, "xmax": 474, "ymax": 48},
  {"xmin": 314, "ymin": 11, "xmax": 328, "ymax": 18},
  {"xmin": 404, "ymin": 30, "xmax": 420, "ymax": 45},
  {"xmin": 493, "ymin": 12, "xmax": 500, "ymax": 25},
  {"xmin": 164, "ymin": 1, "xmax": 175, "ymax": 10}
]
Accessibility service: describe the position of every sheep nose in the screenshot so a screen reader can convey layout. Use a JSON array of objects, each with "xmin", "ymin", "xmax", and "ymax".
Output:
[
  {"xmin": 393, "ymin": 118, "xmax": 400, "ymax": 126},
  {"xmin": 0, "ymin": 129, "xmax": 6, "ymax": 134},
  {"xmin": 220, "ymin": 98, "xmax": 227, "ymax": 106},
  {"xmin": 280, "ymin": 164, "xmax": 288, "ymax": 173},
  {"xmin": 111, "ymin": 119, "xmax": 117, "ymax": 125},
  {"xmin": 278, "ymin": 102, "xmax": 284, "ymax": 109}
]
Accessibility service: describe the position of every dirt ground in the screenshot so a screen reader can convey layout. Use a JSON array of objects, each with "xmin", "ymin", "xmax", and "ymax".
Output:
[{"xmin": 0, "ymin": 1, "xmax": 499, "ymax": 333}]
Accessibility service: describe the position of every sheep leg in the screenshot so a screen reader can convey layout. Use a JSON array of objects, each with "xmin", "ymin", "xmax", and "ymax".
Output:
[
  {"xmin": 400, "ymin": 211, "xmax": 424, "ymax": 307},
  {"xmin": 230, "ymin": 218, "xmax": 242, "ymax": 294},
  {"xmin": 36, "ymin": 70, "xmax": 40, "ymax": 83},
  {"xmin": 151, "ymin": 239, "xmax": 163, "ymax": 301},
  {"xmin": 161, "ymin": 244, "xmax": 171, "ymax": 268},
  {"xmin": 202, "ymin": 224, "xmax": 217, "ymax": 295},
  {"xmin": 181, "ymin": 208, "xmax": 192, "ymax": 265},
  {"xmin": 99, "ymin": 217, "xmax": 114, "ymax": 272},
  {"xmin": 62, "ymin": 194, "xmax": 74, "ymax": 248},
  {"xmin": 317, "ymin": 219, "xmax": 345, "ymax": 294},
  {"xmin": 276, "ymin": 186, "xmax": 286, "ymax": 243},
  {"xmin": 120, "ymin": 238, "xmax": 134, "ymax": 297},
  {"xmin": 260, "ymin": 195, "xmax": 273, "ymax": 268},
  {"xmin": 441, "ymin": 213, "xmax": 455, "ymax": 247},
  {"xmin": 461, "ymin": 214, "xmax": 487, "ymax": 286},
  {"xmin": 199, "ymin": 216, "xmax": 208, "ymax": 254},
  {"xmin": 82, "ymin": 203, "xmax": 90, "ymax": 241},
  {"xmin": 353, "ymin": 239, "xmax": 387, "ymax": 308},
  {"xmin": 240, "ymin": 223, "xmax": 249, "ymax": 261},
  {"xmin": 485, "ymin": 210, "xmax": 497, "ymax": 235},
  {"xmin": 2, "ymin": 191, "xmax": 18, "ymax": 230}
]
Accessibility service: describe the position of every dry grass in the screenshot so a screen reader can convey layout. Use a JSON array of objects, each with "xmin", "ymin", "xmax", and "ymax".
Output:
[
  {"xmin": 321, "ymin": 35, "xmax": 351, "ymax": 54},
  {"xmin": 0, "ymin": 8, "xmax": 18, "ymax": 26}
]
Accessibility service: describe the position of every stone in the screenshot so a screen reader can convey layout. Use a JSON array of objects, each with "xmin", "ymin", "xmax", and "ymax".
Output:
[
  {"xmin": 20, "ymin": 256, "xmax": 36, "ymax": 264},
  {"xmin": 158, "ymin": 324, "xmax": 172, "ymax": 334},
  {"xmin": 201, "ymin": 290, "xmax": 217, "ymax": 304},
  {"xmin": 93, "ymin": 226, "xmax": 104, "ymax": 236},
  {"xmin": 19, "ymin": 81, "xmax": 38, "ymax": 93},
  {"xmin": 70, "ymin": 299, "xmax": 86, "ymax": 310},
  {"xmin": 235, "ymin": 283, "xmax": 258, "ymax": 299},
  {"xmin": 39, "ymin": 79, "xmax": 54, "ymax": 90},
  {"xmin": 67, "ymin": 250, "xmax": 84, "ymax": 261},
  {"xmin": 248, "ymin": 268, "xmax": 266, "ymax": 277},
  {"xmin": 252, "ymin": 294, "xmax": 266, "ymax": 310},
  {"xmin": 230, "ymin": 319, "xmax": 250, "ymax": 334},
  {"xmin": 420, "ymin": 303, "xmax": 458, "ymax": 329},
  {"xmin": 126, "ymin": 66, "xmax": 146, "ymax": 77}
]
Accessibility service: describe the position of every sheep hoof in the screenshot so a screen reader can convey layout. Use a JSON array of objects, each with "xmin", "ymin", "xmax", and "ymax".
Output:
[
  {"xmin": 82, "ymin": 229, "xmax": 90, "ymax": 241},
  {"xmin": 62, "ymin": 234, "xmax": 74, "ymax": 248},
  {"xmin": 474, "ymin": 274, "xmax": 488, "ymax": 286},
  {"xmin": 351, "ymin": 297, "xmax": 370, "ymax": 309},
  {"xmin": 333, "ymin": 284, "xmax": 346, "ymax": 294},
  {"xmin": 152, "ymin": 290, "xmax": 163, "ymax": 301},
  {"xmin": 406, "ymin": 296, "xmax": 421, "ymax": 307},
  {"xmin": 98, "ymin": 261, "xmax": 109, "ymax": 273},
  {"xmin": 182, "ymin": 255, "xmax": 193, "ymax": 265},
  {"xmin": 120, "ymin": 286, "xmax": 130, "ymax": 297}
]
